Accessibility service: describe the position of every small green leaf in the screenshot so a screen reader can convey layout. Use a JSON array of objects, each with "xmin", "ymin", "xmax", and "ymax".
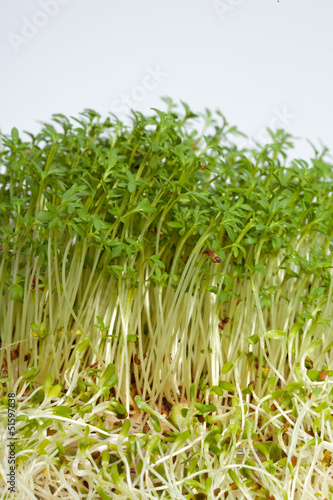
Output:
[
  {"xmin": 36, "ymin": 211, "xmax": 56, "ymax": 223},
  {"xmin": 222, "ymin": 361, "xmax": 234, "ymax": 374},
  {"xmin": 219, "ymin": 381, "xmax": 236, "ymax": 393},
  {"xmin": 11, "ymin": 127, "xmax": 19, "ymax": 144},
  {"xmin": 151, "ymin": 414, "xmax": 161, "ymax": 432},
  {"xmin": 97, "ymin": 485, "xmax": 114, "ymax": 500},
  {"xmin": 264, "ymin": 330, "xmax": 286, "ymax": 339},
  {"xmin": 22, "ymin": 367, "xmax": 38, "ymax": 380},
  {"xmin": 101, "ymin": 364, "xmax": 115, "ymax": 383},
  {"xmin": 308, "ymin": 339, "xmax": 322, "ymax": 353},
  {"xmin": 246, "ymin": 334, "xmax": 260, "ymax": 345},
  {"xmin": 211, "ymin": 386, "xmax": 223, "ymax": 396},
  {"xmin": 52, "ymin": 406, "xmax": 73, "ymax": 416},
  {"xmin": 195, "ymin": 403, "xmax": 216, "ymax": 413},
  {"xmin": 315, "ymin": 402, "xmax": 329, "ymax": 413},
  {"xmin": 307, "ymin": 370, "xmax": 321, "ymax": 382},
  {"xmin": 119, "ymin": 419, "xmax": 131, "ymax": 439},
  {"xmin": 134, "ymin": 395, "xmax": 154, "ymax": 415},
  {"xmin": 110, "ymin": 463, "xmax": 121, "ymax": 486},
  {"xmin": 136, "ymin": 198, "xmax": 157, "ymax": 213},
  {"xmin": 167, "ymin": 221, "xmax": 183, "ymax": 228},
  {"xmin": 285, "ymin": 382, "xmax": 304, "ymax": 392},
  {"xmin": 147, "ymin": 435, "xmax": 160, "ymax": 454},
  {"xmin": 76, "ymin": 337, "xmax": 90, "ymax": 354},
  {"xmin": 128, "ymin": 179, "xmax": 136, "ymax": 193},
  {"xmin": 48, "ymin": 385, "xmax": 62, "ymax": 399},
  {"xmin": 103, "ymin": 374, "xmax": 117, "ymax": 389},
  {"xmin": 9, "ymin": 284, "xmax": 23, "ymax": 301},
  {"xmin": 174, "ymin": 430, "xmax": 191, "ymax": 448},
  {"xmin": 228, "ymin": 469, "xmax": 239, "ymax": 485}
]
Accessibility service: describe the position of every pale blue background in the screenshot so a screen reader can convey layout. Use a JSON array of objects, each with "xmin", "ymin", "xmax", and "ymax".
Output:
[{"xmin": 1, "ymin": 0, "xmax": 332, "ymax": 160}]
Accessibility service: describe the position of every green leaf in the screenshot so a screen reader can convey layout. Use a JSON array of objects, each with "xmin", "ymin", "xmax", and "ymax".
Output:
[
  {"xmin": 48, "ymin": 385, "xmax": 62, "ymax": 399},
  {"xmin": 52, "ymin": 406, "xmax": 73, "ymax": 416},
  {"xmin": 11, "ymin": 127, "xmax": 19, "ymax": 144},
  {"xmin": 22, "ymin": 367, "xmax": 38, "ymax": 380},
  {"xmin": 110, "ymin": 401, "xmax": 127, "ymax": 417},
  {"xmin": 167, "ymin": 221, "xmax": 183, "ymax": 228},
  {"xmin": 103, "ymin": 374, "xmax": 118, "ymax": 389},
  {"xmin": 219, "ymin": 381, "xmax": 236, "ymax": 393},
  {"xmin": 96, "ymin": 486, "xmax": 114, "ymax": 500},
  {"xmin": 136, "ymin": 198, "xmax": 157, "ymax": 213},
  {"xmin": 246, "ymin": 334, "xmax": 260, "ymax": 345},
  {"xmin": 174, "ymin": 430, "xmax": 191, "ymax": 448},
  {"xmin": 101, "ymin": 364, "xmax": 115, "ymax": 384},
  {"xmin": 92, "ymin": 216, "xmax": 104, "ymax": 231},
  {"xmin": 134, "ymin": 395, "xmax": 154, "ymax": 415},
  {"xmin": 285, "ymin": 382, "xmax": 303, "ymax": 392},
  {"xmin": 218, "ymin": 291, "xmax": 227, "ymax": 303},
  {"xmin": 76, "ymin": 337, "xmax": 90, "ymax": 354},
  {"xmin": 110, "ymin": 245, "xmax": 123, "ymax": 259},
  {"xmin": 125, "ymin": 170, "xmax": 136, "ymax": 193},
  {"xmin": 110, "ymin": 463, "xmax": 121, "ymax": 486},
  {"xmin": 147, "ymin": 435, "xmax": 160, "ymax": 454},
  {"xmin": 264, "ymin": 330, "xmax": 286, "ymax": 339},
  {"xmin": 315, "ymin": 402, "xmax": 329, "ymax": 413},
  {"xmin": 195, "ymin": 403, "xmax": 216, "ymax": 413},
  {"xmin": 265, "ymin": 441, "xmax": 282, "ymax": 460},
  {"xmin": 9, "ymin": 284, "xmax": 23, "ymax": 301},
  {"xmin": 183, "ymin": 479, "xmax": 203, "ymax": 489},
  {"xmin": 222, "ymin": 361, "xmax": 234, "ymax": 374},
  {"xmin": 228, "ymin": 469, "xmax": 239, "ymax": 485},
  {"xmin": 36, "ymin": 211, "xmax": 56, "ymax": 223},
  {"xmin": 119, "ymin": 419, "xmax": 131, "ymax": 439},
  {"xmin": 254, "ymin": 442, "xmax": 269, "ymax": 460},
  {"xmin": 308, "ymin": 339, "xmax": 322, "ymax": 353},
  {"xmin": 211, "ymin": 386, "xmax": 223, "ymax": 396},
  {"xmin": 151, "ymin": 414, "xmax": 161, "ymax": 432}
]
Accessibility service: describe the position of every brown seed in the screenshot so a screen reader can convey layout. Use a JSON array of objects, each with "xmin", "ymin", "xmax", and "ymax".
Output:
[
  {"xmin": 10, "ymin": 347, "xmax": 20, "ymax": 362},
  {"xmin": 202, "ymin": 248, "xmax": 215, "ymax": 258},
  {"xmin": 322, "ymin": 454, "xmax": 332, "ymax": 467},
  {"xmin": 200, "ymin": 163, "xmax": 206, "ymax": 170},
  {"xmin": 214, "ymin": 256, "xmax": 222, "ymax": 263},
  {"xmin": 320, "ymin": 369, "xmax": 329, "ymax": 381}
]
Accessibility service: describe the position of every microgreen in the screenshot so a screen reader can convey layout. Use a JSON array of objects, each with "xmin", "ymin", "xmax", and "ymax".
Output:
[{"xmin": 1, "ymin": 101, "xmax": 333, "ymax": 497}]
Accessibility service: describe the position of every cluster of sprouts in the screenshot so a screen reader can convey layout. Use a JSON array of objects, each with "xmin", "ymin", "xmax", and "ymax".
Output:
[{"xmin": 1, "ymin": 101, "xmax": 333, "ymax": 498}]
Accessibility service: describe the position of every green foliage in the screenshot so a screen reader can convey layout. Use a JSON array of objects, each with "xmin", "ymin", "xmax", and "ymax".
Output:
[{"xmin": 1, "ymin": 100, "xmax": 333, "ymax": 498}]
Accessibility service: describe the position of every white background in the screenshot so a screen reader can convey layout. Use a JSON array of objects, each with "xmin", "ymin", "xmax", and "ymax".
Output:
[{"xmin": 1, "ymin": 0, "xmax": 332, "ymax": 160}]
